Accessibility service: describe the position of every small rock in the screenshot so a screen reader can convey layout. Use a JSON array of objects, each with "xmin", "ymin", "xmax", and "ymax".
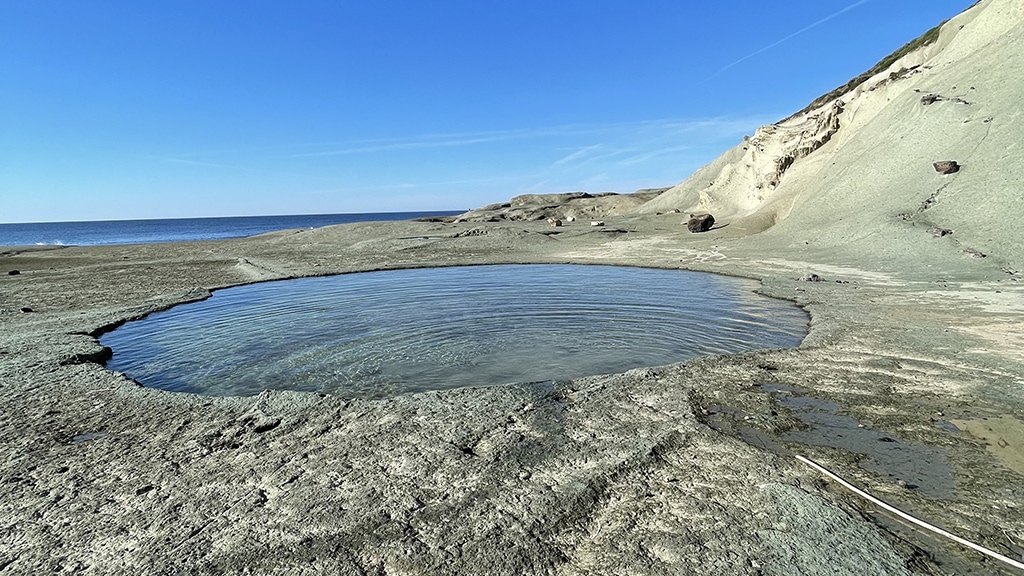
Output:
[
  {"xmin": 565, "ymin": 215, "xmax": 576, "ymax": 222},
  {"xmin": 686, "ymin": 213, "xmax": 715, "ymax": 233},
  {"xmin": 920, "ymin": 94, "xmax": 942, "ymax": 105},
  {"xmin": 799, "ymin": 273, "xmax": 823, "ymax": 282},
  {"xmin": 546, "ymin": 217, "xmax": 562, "ymax": 227},
  {"xmin": 7, "ymin": 270, "xmax": 20, "ymax": 276},
  {"xmin": 963, "ymin": 248, "xmax": 987, "ymax": 258},
  {"xmin": 19, "ymin": 306, "xmax": 33, "ymax": 313},
  {"xmin": 927, "ymin": 227, "xmax": 953, "ymax": 237},
  {"xmin": 933, "ymin": 160, "xmax": 960, "ymax": 175},
  {"xmin": 590, "ymin": 220, "xmax": 604, "ymax": 227}
]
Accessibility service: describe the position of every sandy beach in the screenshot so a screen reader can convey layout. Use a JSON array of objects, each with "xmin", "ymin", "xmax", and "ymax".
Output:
[{"xmin": 3, "ymin": 1, "xmax": 1023, "ymax": 573}]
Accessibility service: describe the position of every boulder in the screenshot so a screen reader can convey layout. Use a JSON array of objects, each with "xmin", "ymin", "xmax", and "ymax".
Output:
[
  {"xmin": 686, "ymin": 213, "xmax": 716, "ymax": 233},
  {"xmin": 933, "ymin": 160, "xmax": 960, "ymax": 175}
]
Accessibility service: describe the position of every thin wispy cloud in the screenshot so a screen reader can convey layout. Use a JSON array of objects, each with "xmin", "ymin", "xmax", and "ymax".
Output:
[
  {"xmin": 144, "ymin": 114, "xmax": 774, "ymax": 204},
  {"xmin": 709, "ymin": 0, "xmax": 872, "ymax": 78},
  {"xmin": 368, "ymin": 174, "xmax": 536, "ymax": 190},
  {"xmin": 295, "ymin": 173, "xmax": 541, "ymax": 195},
  {"xmin": 153, "ymin": 116, "xmax": 771, "ymax": 162},
  {"xmin": 551, "ymin": 145, "xmax": 646, "ymax": 171},
  {"xmin": 291, "ymin": 126, "xmax": 589, "ymax": 158},
  {"xmin": 293, "ymin": 134, "xmax": 519, "ymax": 157},
  {"xmin": 615, "ymin": 145, "xmax": 696, "ymax": 167},
  {"xmin": 552, "ymin": 144, "xmax": 604, "ymax": 166},
  {"xmin": 158, "ymin": 157, "xmax": 250, "ymax": 170},
  {"xmin": 150, "ymin": 156, "xmax": 331, "ymax": 181},
  {"xmin": 289, "ymin": 116, "xmax": 770, "ymax": 159}
]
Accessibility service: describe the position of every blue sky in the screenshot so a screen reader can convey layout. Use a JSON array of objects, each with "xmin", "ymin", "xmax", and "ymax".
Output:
[{"xmin": 1, "ymin": 1, "xmax": 974, "ymax": 222}]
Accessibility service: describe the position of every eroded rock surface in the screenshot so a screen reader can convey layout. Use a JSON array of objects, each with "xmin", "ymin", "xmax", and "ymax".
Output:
[{"xmin": 455, "ymin": 189, "xmax": 667, "ymax": 224}]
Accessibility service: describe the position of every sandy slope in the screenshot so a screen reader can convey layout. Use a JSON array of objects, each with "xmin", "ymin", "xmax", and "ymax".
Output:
[
  {"xmin": 640, "ymin": 0, "xmax": 1023, "ymax": 274},
  {"xmin": 1, "ymin": 1, "xmax": 1023, "ymax": 575}
]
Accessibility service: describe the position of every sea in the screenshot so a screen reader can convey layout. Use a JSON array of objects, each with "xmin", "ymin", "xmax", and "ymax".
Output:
[{"xmin": 0, "ymin": 211, "xmax": 460, "ymax": 247}]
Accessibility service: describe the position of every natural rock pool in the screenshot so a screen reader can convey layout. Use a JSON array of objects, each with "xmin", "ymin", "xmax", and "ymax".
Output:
[{"xmin": 101, "ymin": 264, "xmax": 808, "ymax": 398}]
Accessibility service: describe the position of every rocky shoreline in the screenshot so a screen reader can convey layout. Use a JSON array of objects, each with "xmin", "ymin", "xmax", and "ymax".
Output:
[{"xmin": 2, "ymin": 209, "xmax": 1022, "ymax": 575}]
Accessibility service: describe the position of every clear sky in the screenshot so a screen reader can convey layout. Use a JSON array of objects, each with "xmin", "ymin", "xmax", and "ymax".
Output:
[{"xmin": 1, "ymin": 0, "xmax": 975, "ymax": 223}]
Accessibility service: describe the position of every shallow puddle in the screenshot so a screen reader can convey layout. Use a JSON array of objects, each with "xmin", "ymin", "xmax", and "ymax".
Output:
[{"xmin": 763, "ymin": 384, "xmax": 956, "ymax": 499}]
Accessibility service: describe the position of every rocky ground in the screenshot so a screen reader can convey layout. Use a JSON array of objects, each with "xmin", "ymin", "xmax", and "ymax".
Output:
[{"xmin": 2, "ymin": 210, "xmax": 1023, "ymax": 575}]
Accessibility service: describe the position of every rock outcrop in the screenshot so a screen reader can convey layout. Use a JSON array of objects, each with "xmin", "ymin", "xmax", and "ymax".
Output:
[{"xmin": 455, "ymin": 189, "xmax": 668, "ymax": 223}]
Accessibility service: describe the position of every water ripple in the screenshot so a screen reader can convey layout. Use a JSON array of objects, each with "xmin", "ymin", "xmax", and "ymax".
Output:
[{"xmin": 102, "ymin": 265, "xmax": 807, "ymax": 398}]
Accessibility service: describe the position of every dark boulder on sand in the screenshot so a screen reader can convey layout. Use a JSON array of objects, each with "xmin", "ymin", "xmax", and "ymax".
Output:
[{"xmin": 687, "ymin": 213, "xmax": 716, "ymax": 233}]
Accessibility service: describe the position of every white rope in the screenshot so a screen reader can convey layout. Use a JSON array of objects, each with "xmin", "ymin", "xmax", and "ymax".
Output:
[{"xmin": 795, "ymin": 454, "xmax": 1024, "ymax": 572}]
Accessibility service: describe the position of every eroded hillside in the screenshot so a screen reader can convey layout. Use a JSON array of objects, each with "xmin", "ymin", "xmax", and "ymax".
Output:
[{"xmin": 638, "ymin": 0, "xmax": 1023, "ymax": 272}]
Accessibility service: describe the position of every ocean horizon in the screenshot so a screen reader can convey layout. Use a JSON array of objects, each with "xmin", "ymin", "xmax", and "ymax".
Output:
[{"xmin": 0, "ymin": 211, "xmax": 461, "ymax": 247}]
